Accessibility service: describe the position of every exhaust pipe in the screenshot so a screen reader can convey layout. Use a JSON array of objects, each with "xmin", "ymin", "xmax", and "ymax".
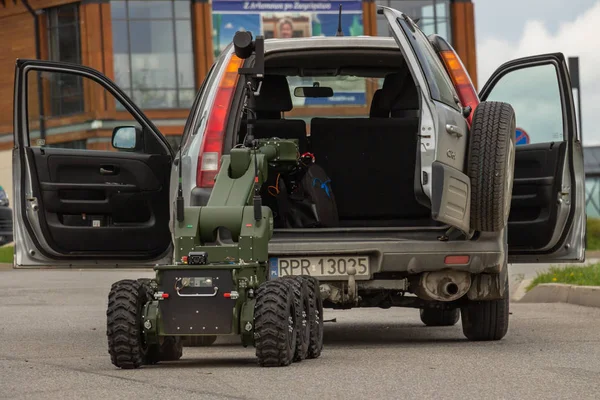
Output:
[
  {"xmin": 412, "ymin": 270, "xmax": 471, "ymax": 302},
  {"xmin": 440, "ymin": 280, "xmax": 460, "ymax": 297}
]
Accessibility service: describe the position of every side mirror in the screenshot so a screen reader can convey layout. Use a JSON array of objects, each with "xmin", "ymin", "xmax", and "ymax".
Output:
[{"xmin": 112, "ymin": 126, "xmax": 142, "ymax": 151}]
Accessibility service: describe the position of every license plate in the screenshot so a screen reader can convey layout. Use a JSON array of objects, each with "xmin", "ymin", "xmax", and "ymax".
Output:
[{"xmin": 269, "ymin": 256, "xmax": 369, "ymax": 279}]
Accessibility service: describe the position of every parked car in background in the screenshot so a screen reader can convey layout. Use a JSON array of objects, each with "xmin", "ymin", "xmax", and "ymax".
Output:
[{"xmin": 0, "ymin": 185, "xmax": 13, "ymax": 245}]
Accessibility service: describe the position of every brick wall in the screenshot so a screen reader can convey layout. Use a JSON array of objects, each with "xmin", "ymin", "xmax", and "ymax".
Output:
[{"xmin": 0, "ymin": 11, "xmax": 37, "ymax": 135}]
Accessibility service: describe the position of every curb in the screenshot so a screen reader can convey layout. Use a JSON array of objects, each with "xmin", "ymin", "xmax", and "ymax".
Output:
[
  {"xmin": 586, "ymin": 251, "xmax": 600, "ymax": 259},
  {"xmin": 0, "ymin": 263, "xmax": 13, "ymax": 270},
  {"xmin": 518, "ymin": 283, "xmax": 600, "ymax": 308},
  {"xmin": 511, "ymin": 278, "xmax": 532, "ymax": 302}
]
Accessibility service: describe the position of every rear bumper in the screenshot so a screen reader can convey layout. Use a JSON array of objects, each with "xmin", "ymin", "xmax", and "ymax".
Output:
[{"xmin": 268, "ymin": 230, "xmax": 505, "ymax": 277}]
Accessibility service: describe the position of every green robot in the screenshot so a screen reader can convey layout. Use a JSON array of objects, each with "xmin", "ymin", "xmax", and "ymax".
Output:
[{"xmin": 106, "ymin": 32, "xmax": 324, "ymax": 368}]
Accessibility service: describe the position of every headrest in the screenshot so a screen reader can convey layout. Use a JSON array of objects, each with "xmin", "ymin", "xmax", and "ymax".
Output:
[
  {"xmin": 377, "ymin": 71, "xmax": 419, "ymax": 117},
  {"xmin": 254, "ymin": 75, "xmax": 293, "ymax": 116},
  {"xmin": 369, "ymin": 90, "xmax": 388, "ymax": 117}
]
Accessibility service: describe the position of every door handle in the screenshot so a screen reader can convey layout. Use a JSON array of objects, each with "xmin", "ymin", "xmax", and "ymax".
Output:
[
  {"xmin": 99, "ymin": 165, "xmax": 118, "ymax": 175},
  {"xmin": 445, "ymin": 124, "xmax": 464, "ymax": 138}
]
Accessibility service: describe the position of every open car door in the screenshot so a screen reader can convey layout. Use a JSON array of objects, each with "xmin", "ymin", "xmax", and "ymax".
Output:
[
  {"xmin": 13, "ymin": 59, "xmax": 175, "ymax": 267},
  {"xmin": 379, "ymin": 6, "xmax": 473, "ymax": 234},
  {"xmin": 479, "ymin": 53, "xmax": 586, "ymax": 263}
]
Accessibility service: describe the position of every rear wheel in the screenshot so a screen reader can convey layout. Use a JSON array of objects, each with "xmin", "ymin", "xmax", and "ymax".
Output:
[
  {"xmin": 147, "ymin": 336, "xmax": 183, "ymax": 363},
  {"xmin": 460, "ymin": 273, "xmax": 509, "ymax": 341},
  {"xmin": 254, "ymin": 279, "xmax": 299, "ymax": 367},
  {"xmin": 106, "ymin": 279, "xmax": 151, "ymax": 369},
  {"xmin": 281, "ymin": 276, "xmax": 311, "ymax": 361},
  {"xmin": 419, "ymin": 308, "xmax": 460, "ymax": 326},
  {"xmin": 136, "ymin": 279, "xmax": 183, "ymax": 363},
  {"xmin": 467, "ymin": 101, "xmax": 516, "ymax": 232},
  {"xmin": 157, "ymin": 337, "xmax": 183, "ymax": 361},
  {"xmin": 304, "ymin": 276, "xmax": 324, "ymax": 359},
  {"xmin": 182, "ymin": 336, "xmax": 217, "ymax": 347}
]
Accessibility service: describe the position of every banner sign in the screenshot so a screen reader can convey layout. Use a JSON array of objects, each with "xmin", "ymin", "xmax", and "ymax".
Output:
[
  {"xmin": 212, "ymin": 1, "xmax": 363, "ymax": 13},
  {"xmin": 212, "ymin": 0, "xmax": 367, "ymax": 106}
]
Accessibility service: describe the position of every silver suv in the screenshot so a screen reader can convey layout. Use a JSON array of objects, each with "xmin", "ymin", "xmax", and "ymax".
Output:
[{"xmin": 12, "ymin": 7, "xmax": 585, "ymax": 341}]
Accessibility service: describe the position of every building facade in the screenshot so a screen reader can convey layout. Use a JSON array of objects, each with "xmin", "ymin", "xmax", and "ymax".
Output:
[
  {"xmin": 584, "ymin": 146, "xmax": 600, "ymax": 219},
  {"xmin": 0, "ymin": 0, "xmax": 477, "ymax": 152}
]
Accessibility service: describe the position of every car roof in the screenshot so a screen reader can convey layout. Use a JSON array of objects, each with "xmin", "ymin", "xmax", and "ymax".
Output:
[{"xmin": 262, "ymin": 36, "xmax": 400, "ymax": 53}]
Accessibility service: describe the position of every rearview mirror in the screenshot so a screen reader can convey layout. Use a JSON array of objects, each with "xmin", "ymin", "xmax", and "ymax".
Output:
[
  {"xmin": 294, "ymin": 86, "xmax": 334, "ymax": 98},
  {"xmin": 112, "ymin": 126, "xmax": 142, "ymax": 151}
]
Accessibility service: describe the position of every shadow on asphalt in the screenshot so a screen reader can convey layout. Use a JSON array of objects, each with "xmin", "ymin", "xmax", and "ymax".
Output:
[
  {"xmin": 194, "ymin": 321, "xmax": 468, "ymax": 353},
  {"xmin": 156, "ymin": 321, "xmax": 487, "ymax": 369},
  {"xmin": 321, "ymin": 323, "xmax": 467, "ymax": 346},
  {"xmin": 146, "ymin": 358, "xmax": 259, "ymax": 369}
]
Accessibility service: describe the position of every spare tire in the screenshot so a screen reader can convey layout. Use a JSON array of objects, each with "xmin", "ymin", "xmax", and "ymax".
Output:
[{"xmin": 467, "ymin": 101, "xmax": 516, "ymax": 232}]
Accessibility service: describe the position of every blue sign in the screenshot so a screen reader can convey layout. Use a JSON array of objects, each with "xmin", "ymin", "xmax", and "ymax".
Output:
[
  {"xmin": 303, "ymin": 92, "xmax": 366, "ymax": 106},
  {"xmin": 269, "ymin": 258, "xmax": 279, "ymax": 279},
  {"xmin": 515, "ymin": 127, "xmax": 530, "ymax": 146}
]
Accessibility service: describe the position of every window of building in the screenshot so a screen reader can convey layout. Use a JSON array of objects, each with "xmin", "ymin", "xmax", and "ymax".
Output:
[
  {"xmin": 586, "ymin": 177, "xmax": 600, "ymax": 218},
  {"xmin": 111, "ymin": 0, "xmax": 196, "ymax": 109},
  {"xmin": 46, "ymin": 3, "xmax": 84, "ymax": 117},
  {"xmin": 376, "ymin": 0, "xmax": 451, "ymax": 42},
  {"xmin": 49, "ymin": 140, "xmax": 87, "ymax": 150}
]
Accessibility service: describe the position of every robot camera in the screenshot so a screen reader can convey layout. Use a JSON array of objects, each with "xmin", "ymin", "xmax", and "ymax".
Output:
[{"xmin": 233, "ymin": 31, "xmax": 255, "ymax": 59}]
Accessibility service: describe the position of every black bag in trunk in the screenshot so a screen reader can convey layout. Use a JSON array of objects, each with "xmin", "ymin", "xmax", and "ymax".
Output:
[{"xmin": 272, "ymin": 162, "xmax": 338, "ymax": 228}]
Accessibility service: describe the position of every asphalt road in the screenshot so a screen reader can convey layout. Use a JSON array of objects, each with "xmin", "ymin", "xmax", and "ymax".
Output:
[{"xmin": 2, "ymin": 268, "xmax": 600, "ymax": 400}]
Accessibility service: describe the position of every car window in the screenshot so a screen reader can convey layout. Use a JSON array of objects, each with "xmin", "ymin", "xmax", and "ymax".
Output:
[
  {"xmin": 283, "ymin": 75, "xmax": 383, "ymax": 131},
  {"xmin": 286, "ymin": 76, "xmax": 382, "ymax": 111},
  {"xmin": 406, "ymin": 20, "xmax": 459, "ymax": 110},
  {"xmin": 178, "ymin": 63, "xmax": 216, "ymax": 151},
  {"xmin": 484, "ymin": 64, "xmax": 564, "ymax": 145},
  {"xmin": 26, "ymin": 70, "xmax": 148, "ymax": 152},
  {"xmin": 393, "ymin": 16, "xmax": 459, "ymax": 111}
]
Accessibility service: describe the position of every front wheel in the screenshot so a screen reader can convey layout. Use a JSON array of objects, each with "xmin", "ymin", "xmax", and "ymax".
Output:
[
  {"xmin": 106, "ymin": 279, "xmax": 152, "ymax": 369},
  {"xmin": 254, "ymin": 279, "xmax": 299, "ymax": 367}
]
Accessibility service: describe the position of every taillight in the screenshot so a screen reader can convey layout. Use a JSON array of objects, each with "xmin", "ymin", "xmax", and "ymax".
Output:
[
  {"xmin": 444, "ymin": 255, "xmax": 470, "ymax": 265},
  {"xmin": 197, "ymin": 53, "xmax": 243, "ymax": 188},
  {"xmin": 439, "ymin": 50, "xmax": 479, "ymax": 126}
]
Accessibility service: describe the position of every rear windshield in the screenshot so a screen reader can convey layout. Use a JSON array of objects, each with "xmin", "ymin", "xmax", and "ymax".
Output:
[
  {"xmin": 288, "ymin": 75, "xmax": 382, "ymax": 110},
  {"xmin": 287, "ymin": 75, "xmax": 383, "ymax": 131}
]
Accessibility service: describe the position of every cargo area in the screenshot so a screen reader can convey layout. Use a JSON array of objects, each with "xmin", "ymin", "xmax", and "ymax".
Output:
[{"xmin": 234, "ymin": 47, "xmax": 440, "ymax": 230}]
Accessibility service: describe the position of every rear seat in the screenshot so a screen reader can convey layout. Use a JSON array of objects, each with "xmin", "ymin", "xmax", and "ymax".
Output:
[
  {"xmin": 310, "ymin": 71, "xmax": 431, "ymax": 223},
  {"xmin": 240, "ymin": 74, "xmax": 309, "ymax": 153}
]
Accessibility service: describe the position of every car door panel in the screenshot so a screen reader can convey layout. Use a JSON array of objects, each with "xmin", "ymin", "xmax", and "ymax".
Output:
[
  {"xmin": 25, "ymin": 146, "xmax": 172, "ymax": 255},
  {"xmin": 508, "ymin": 142, "xmax": 566, "ymax": 250},
  {"xmin": 13, "ymin": 59, "xmax": 176, "ymax": 266}
]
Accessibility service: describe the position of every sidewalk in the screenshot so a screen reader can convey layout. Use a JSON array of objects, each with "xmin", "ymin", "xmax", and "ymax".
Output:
[{"xmin": 511, "ymin": 252, "xmax": 600, "ymax": 307}]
